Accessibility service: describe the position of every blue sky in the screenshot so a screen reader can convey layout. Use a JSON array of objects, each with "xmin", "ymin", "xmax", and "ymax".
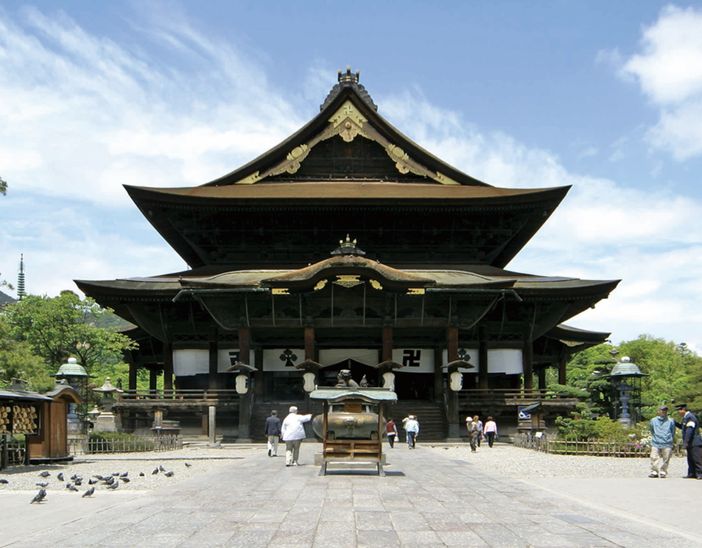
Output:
[{"xmin": 1, "ymin": 1, "xmax": 702, "ymax": 351}]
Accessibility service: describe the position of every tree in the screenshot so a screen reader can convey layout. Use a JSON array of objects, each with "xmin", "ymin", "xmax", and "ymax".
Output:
[
  {"xmin": 0, "ymin": 175, "xmax": 6, "ymax": 195},
  {"xmin": 3, "ymin": 291, "xmax": 137, "ymax": 379},
  {"xmin": 0, "ymin": 317, "xmax": 53, "ymax": 391}
]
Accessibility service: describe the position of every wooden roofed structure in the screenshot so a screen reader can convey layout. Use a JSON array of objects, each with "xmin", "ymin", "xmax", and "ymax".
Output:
[{"xmin": 76, "ymin": 69, "xmax": 618, "ymax": 440}]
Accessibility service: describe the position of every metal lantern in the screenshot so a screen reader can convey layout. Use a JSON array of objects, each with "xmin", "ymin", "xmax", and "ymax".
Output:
[{"xmin": 608, "ymin": 356, "xmax": 646, "ymax": 426}]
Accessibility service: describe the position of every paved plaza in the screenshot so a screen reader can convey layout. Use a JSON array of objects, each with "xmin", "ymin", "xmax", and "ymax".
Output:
[{"xmin": 0, "ymin": 443, "xmax": 700, "ymax": 547}]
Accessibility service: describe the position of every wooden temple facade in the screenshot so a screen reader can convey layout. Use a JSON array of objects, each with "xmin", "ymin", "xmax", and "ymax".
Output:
[{"xmin": 76, "ymin": 70, "xmax": 618, "ymax": 440}]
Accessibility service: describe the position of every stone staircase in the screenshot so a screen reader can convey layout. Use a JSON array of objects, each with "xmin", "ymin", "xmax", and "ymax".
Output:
[{"xmin": 386, "ymin": 400, "xmax": 448, "ymax": 441}]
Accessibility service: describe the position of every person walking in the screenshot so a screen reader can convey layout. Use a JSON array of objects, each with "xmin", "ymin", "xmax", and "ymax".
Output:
[
  {"xmin": 404, "ymin": 415, "xmax": 419, "ymax": 449},
  {"xmin": 476, "ymin": 415, "xmax": 484, "ymax": 447},
  {"xmin": 648, "ymin": 405, "xmax": 675, "ymax": 478},
  {"xmin": 386, "ymin": 418, "xmax": 398, "ymax": 448},
  {"xmin": 281, "ymin": 406, "xmax": 312, "ymax": 466},
  {"xmin": 466, "ymin": 416, "xmax": 479, "ymax": 452},
  {"xmin": 674, "ymin": 403, "xmax": 702, "ymax": 479},
  {"xmin": 483, "ymin": 416, "xmax": 497, "ymax": 447},
  {"xmin": 264, "ymin": 410, "xmax": 282, "ymax": 457}
]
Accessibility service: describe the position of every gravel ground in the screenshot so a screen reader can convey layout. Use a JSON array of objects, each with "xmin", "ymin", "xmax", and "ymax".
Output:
[
  {"xmin": 0, "ymin": 444, "xmax": 259, "ymax": 493},
  {"xmin": 422, "ymin": 442, "xmax": 689, "ymax": 479}
]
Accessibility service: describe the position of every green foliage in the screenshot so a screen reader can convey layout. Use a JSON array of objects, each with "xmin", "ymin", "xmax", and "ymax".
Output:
[
  {"xmin": 0, "ymin": 317, "xmax": 53, "ymax": 391},
  {"xmin": 555, "ymin": 415, "xmax": 638, "ymax": 442},
  {"xmin": 0, "ymin": 175, "xmax": 6, "ymax": 195}
]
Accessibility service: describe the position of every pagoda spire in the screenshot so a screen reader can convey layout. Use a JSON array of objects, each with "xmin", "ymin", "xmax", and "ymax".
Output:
[{"xmin": 17, "ymin": 253, "xmax": 25, "ymax": 299}]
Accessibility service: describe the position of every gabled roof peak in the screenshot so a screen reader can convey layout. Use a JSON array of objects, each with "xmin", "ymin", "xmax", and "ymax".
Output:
[{"xmin": 321, "ymin": 67, "xmax": 377, "ymax": 112}]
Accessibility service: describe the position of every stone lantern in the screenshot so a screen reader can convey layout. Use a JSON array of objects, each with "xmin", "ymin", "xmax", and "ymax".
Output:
[
  {"xmin": 608, "ymin": 356, "xmax": 646, "ymax": 427},
  {"xmin": 91, "ymin": 377, "xmax": 123, "ymax": 432},
  {"xmin": 54, "ymin": 357, "xmax": 89, "ymax": 433}
]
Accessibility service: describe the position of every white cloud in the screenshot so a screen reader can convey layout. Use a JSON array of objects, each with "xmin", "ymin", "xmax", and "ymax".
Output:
[
  {"xmin": 618, "ymin": 5, "xmax": 702, "ymax": 160},
  {"xmin": 0, "ymin": 7, "xmax": 303, "ymax": 205}
]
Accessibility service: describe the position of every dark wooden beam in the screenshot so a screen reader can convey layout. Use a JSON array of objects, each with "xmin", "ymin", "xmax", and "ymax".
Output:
[{"xmin": 478, "ymin": 327, "xmax": 488, "ymax": 390}]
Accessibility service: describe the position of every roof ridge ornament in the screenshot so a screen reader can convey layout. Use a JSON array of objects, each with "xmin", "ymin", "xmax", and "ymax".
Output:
[
  {"xmin": 321, "ymin": 67, "xmax": 378, "ymax": 112},
  {"xmin": 331, "ymin": 234, "xmax": 366, "ymax": 256}
]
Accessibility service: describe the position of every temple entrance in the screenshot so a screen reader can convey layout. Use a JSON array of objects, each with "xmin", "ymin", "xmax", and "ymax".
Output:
[{"xmin": 394, "ymin": 372, "xmax": 433, "ymax": 400}]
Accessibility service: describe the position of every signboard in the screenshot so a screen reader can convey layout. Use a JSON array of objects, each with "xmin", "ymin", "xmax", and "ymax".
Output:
[{"xmin": 441, "ymin": 348, "xmax": 479, "ymax": 372}]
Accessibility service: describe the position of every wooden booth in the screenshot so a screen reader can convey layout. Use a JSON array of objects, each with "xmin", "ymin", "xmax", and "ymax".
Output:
[
  {"xmin": 28, "ymin": 384, "xmax": 81, "ymax": 463},
  {"xmin": 310, "ymin": 387, "xmax": 397, "ymax": 476},
  {"xmin": 0, "ymin": 388, "xmax": 51, "ymax": 469}
]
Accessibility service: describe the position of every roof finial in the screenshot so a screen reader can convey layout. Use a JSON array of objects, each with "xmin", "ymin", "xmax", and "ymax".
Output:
[
  {"xmin": 338, "ymin": 67, "xmax": 360, "ymax": 84},
  {"xmin": 322, "ymin": 68, "xmax": 377, "ymax": 112},
  {"xmin": 331, "ymin": 235, "xmax": 366, "ymax": 256}
]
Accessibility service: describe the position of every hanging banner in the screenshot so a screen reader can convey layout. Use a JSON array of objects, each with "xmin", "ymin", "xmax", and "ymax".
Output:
[
  {"xmin": 487, "ymin": 349, "xmax": 523, "ymax": 374},
  {"xmin": 441, "ymin": 348, "xmax": 480, "ymax": 372},
  {"xmin": 319, "ymin": 349, "xmax": 378, "ymax": 367},
  {"xmin": 218, "ymin": 349, "xmax": 255, "ymax": 372},
  {"xmin": 263, "ymin": 348, "xmax": 305, "ymax": 371},
  {"xmin": 173, "ymin": 349, "xmax": 256, "ymax": 376},
  {"xmin": 173, "ymin": 349, "xmax": 208, "ymax": 377},
  {"xmin": 393, "ymin": 348, "xmax": 434, "ymax": 373}
]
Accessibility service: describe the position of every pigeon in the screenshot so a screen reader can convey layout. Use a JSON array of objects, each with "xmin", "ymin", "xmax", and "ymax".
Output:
[
  {"xmin": 57, "ymin": 472, "xmax": 64, "ymax": 481},
  {"xmin": 164, "ymin": 471, "xmax": 174, "ymax": 477},
  {"xmin": 139, "ymin": 472, "xmax": 145, "ymax": 477},
  {"xmin": 70, "ymin": 474, "xmax": 78, "ymax": 480},
  {"xmin": 104, "ymin": 477, "xmax": 115, "ymax": 485},
  {"xmin": 39, "ymin": 471, "xmax": 50, "ymax": 478},
  {"xmin": 92, "ymin": 475, "xmax": 105, "ymax": 481},
  {"xmin": 106, "ymin": 481, "xmax": 119, "ymax": 490},
  {"xmin": 120, "ymin": 477, "xmax": 130, "ymax": 483},
  {"xmin": 35, "ymin": 482, "xmax": 49, "ymax": 488},
  {"xmin": 82, "ymin": 487, "xmax": 95, "ymax": 498},
  {"xmin": 120, "ymin": 472, "xmax": 128, "ymax": 478},
  {"xmin": 152, "ymin": 468, "xmax": 159, "ymax": 475},
  {"xmin": 66, "ymin": 483, "xmax": 79, "ymax": 492},
  {"xmin": 184, "ymin": 463, "xmax": 192, "ymax": 468},
  {"xmin": 158, "ymin": 465, "xmax": 166, "ymax": 472},
  {"xmin": 30, "ymin": 489, "xmax": 47, "ymax": 504},
  {"xmin": 112, "ymin": 472, "xmax": 120, "ymax": 477},
  {"xmin": 88, "ymin": 479, "xmax": 97, "ymax": 485},
  {"xmin": 74, "ymin": 479, "xmax": 83, "ymax": 486},
  {"xmin": 0, "ymin": 478, "xmax": 9, "ymax": 484}
]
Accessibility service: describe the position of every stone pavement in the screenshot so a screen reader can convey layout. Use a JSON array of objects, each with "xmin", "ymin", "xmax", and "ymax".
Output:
[{"xmin": 0, "ymin": 443, "xmax": 698, "ymax": 547}]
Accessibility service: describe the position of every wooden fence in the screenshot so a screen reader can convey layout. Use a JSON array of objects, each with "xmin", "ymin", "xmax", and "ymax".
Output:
[
  {"xmin": 68, "ymin": 434, "xmax": 182, "ymax": 455},
  {"xmin": 0, "ymin": 436, "xmax": 26, "ymax": 469},
  {"xmin": 513, "ymin": 435, "xmax": 651, "ymax": 457}
]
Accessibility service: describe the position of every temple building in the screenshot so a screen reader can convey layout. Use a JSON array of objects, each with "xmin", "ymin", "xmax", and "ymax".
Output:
[{"xmin": 76, "ymin": 70, "xmax": 618, "ymax": 440}]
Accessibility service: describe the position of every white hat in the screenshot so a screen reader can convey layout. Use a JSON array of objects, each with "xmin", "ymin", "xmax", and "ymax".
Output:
[
  {"xmin": 289, "ymin": 406, "xmax": 298, "ymax": 413},
  {"xmin": 465, "ymin": 416, "xmax": 473, "ymax": 422}
]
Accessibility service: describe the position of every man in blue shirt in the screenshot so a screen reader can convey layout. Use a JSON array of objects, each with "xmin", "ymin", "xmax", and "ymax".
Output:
[
  {"xmin": 674, "ymin": 403, "xmax": 702, "ymax": 479},
  {"xmin": 648, "ymin": 405, "xmax": 675, "ymax": 478}
]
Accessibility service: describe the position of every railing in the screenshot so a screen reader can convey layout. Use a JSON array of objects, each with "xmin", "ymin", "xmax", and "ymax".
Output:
[
  {"xmin": 513, "ymin": 435, "xmax": 650, "ymax": 457},
  {"xmin": 119, "ymin": 389, "xmax": 240, "ymax": 402},
  {"xmin": 458, "ymin": 389, "xmax": 579, "ymax": 404},
  {"xmin": 69, "ymin": 434, "xmax": 182, "ymax": 455}
]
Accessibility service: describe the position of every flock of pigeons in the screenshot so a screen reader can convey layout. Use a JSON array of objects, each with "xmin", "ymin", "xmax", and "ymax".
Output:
[{"xmin": 0, "ymin": 462, "xmax": 192, "ymax": 504}]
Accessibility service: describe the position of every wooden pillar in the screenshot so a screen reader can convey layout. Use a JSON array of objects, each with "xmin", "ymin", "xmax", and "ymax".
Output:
[
  {"xmin": 304, "ymin": 326, "xmax": 315, "ymax": 360},
  {"xmin": 163, "ymin": 342, "xmax": 173, "ymax": 394},
  {"xmin": 149, "ymin": 368, "xmax": 158, "ymax": 394},
  {"xmin": 128, "ymin": 360, "xmax": 138, "ymax": 392},
  {"xmin": 537, "ymin": 367, "xmax": 546, "ymax": 390},
  {"xmin": 523, "ymin": 341, "xmax": 534, "ymax": 391},
  {"xmin": 382, "ymin": 325, "xmax": 393, "ymax": 361},
  {"xmin": 433, "ymin": 347, "xmax": 444, "ymax": 404},
  {"xmin": 558, "ymin": 351, "xmax": 567, "ymax": 385},
  {"xmin": 478, "ymin": 328, "xmax": 488, "ymax": 390},
  {"xmin": 208, "ymin": 335, "xmax": 218, "ymax": 390},
  {"xmin": 237, "ymin": 327, "xmax": 252, "ymax": 441},
  {"xmin": 447, "ymin": 325, "xmax": 460, "ymax": 438}
]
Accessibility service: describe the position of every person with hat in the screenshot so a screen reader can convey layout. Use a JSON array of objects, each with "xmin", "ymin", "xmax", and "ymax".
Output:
[
  {"xmin": 466, "ymin": 415, "xmax": 480, "ymax": 453},
  {"xmin": 674, "ymin": 403, "xmax": 702, "ymax": 479},
  {"xmin": 648, "ymin": 405, "xmax": 675, "ymax": 478}
]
